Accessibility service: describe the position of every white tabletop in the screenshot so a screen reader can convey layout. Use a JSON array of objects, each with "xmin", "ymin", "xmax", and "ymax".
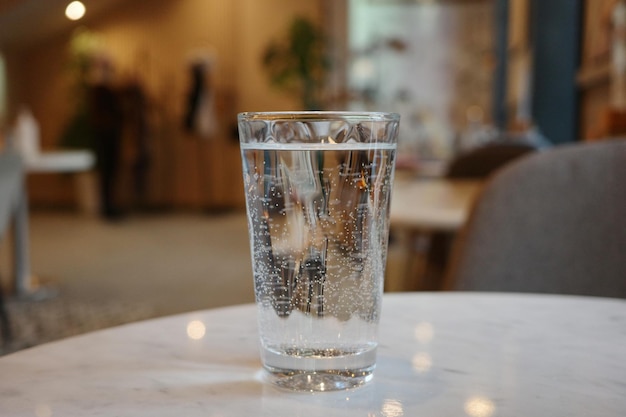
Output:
[
  {"xmin": 390, "ymin": 179, "xmax": 482, "ymax": 231},
  {"xmin": 24, "ymin": 150, "xmax": 95, "ymax": 173},
  {"xmin": 1, "ymin": 292, "xmax": 625, "ymax": 416}
]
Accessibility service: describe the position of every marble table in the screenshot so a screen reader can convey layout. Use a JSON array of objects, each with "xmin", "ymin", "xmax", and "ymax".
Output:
[{"xmin": 1, "ymin": 292, "xmax": 625, "ymax": 416}]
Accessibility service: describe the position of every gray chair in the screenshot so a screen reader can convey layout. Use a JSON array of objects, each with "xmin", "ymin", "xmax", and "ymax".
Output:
[
  {"xmin": 419, "ymin": 140, "xmax": 539, "ymax": 290},
  {"xmin": 444, "ymin": 139, "xmax": 626, "ymax": 298}
]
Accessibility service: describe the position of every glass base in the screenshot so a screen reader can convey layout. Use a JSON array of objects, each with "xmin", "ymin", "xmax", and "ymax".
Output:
[{"xmin": 264, "ymin": 365, "xmax": 375, "ymax": 392}]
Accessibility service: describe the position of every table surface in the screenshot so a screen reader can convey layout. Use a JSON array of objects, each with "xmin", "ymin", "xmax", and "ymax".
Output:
[
  {"xmin": 1, "ymin": 292, "xmax": 625, "ymax": 417},
  {"xmin": 24, "ymin": 150, "xmax": 95, "ymax": 173},
  {"xmin": 390, "ymin": 178, "xmax": 483, "ymax": 231}
]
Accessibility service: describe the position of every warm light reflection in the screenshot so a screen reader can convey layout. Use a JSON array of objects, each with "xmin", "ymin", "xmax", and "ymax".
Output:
[
  {"xmin": 186, "ymin": 320, "xmax": 206, "ymax": 340},
  {"xmin": 411, "ymin": 352, "xmax": 432, "ymax": 373},
  {"xmin": 65, "ymin": 1, "xmax": 85, "ymax": 21},
  {"xmin": 381, "ymin": 399, "xmax": 404, "ymax": 417},
  {"xmin": 35, "ymin": 404, "xmax": 52, "ymax": 417},
  {"xmin": 414, "ymin": 321, "xmax": 434, "ymax": 344},
  {"xmin": 464, "ymin": 396, "xmax": 495, "ymax": 417}
]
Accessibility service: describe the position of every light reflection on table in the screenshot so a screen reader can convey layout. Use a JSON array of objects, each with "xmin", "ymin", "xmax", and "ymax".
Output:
[{"xmin": 1, "ymin": 292, "xmax": 625, "ymax": 416}]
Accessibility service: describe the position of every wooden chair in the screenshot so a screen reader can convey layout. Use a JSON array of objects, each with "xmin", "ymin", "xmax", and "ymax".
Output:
[
  {"xmin": 444, "ymin": 139, "xmax": 626, "ymax": 298},
  {"xmin": 446, "ymin": 141, "xmax": 537, "ymax": 179}
]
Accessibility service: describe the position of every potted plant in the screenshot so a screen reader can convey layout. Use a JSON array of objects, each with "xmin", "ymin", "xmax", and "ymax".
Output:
[{"xmin": 262, "ymin": 16, "xmax": 330, "ymax": 110}]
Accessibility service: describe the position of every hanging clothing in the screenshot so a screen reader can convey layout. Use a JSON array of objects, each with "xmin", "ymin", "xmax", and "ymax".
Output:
[{"xmin": 183, "ymin": 61, "xmax": 217, "ymax": 139}]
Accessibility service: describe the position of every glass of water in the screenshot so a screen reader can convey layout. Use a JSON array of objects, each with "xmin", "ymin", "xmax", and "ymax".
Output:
[{"xmin": 238, "ymin": 112, "xmax": 399, "ymax": 391}]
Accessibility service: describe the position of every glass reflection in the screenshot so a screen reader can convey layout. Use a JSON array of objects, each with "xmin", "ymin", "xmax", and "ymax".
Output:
[
  {"xmin": 414, "ymin": 321, "xmax": 434, "ymax": 344},
  {"xmin": 411, "ymin": 352, "xmax": 432, "ymax": 373},
  {"xmin": 464, "ymin": 396, "xmax": 495, "ymax": 417},
  {"xmin": 381, "ymin": 399, "xmax": 404, "ymax": 417},
  {"xmin": 186, "ymin": 320, "xmax": 206, "ymax": 340}
]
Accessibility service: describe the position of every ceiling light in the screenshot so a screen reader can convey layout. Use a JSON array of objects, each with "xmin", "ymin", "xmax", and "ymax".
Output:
[{"xmin": 65, "ymin": 1, "xmax": 86, "ymax": 21}]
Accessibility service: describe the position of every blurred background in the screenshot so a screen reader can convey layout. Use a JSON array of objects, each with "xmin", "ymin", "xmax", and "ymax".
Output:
[{"xmin": 0, "ymin": 0, "xmax": 620, "ymax": 353}]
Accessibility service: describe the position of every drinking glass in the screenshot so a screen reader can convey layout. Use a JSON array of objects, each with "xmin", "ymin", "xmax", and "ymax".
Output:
[{"xmin": 238, "ymin": 112, "xmax": 399, "ymax": 391}]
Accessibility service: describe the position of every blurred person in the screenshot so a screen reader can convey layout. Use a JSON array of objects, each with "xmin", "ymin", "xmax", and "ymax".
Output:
[
  {"xmin": 120, "ymin": 76, "xmax": 151, "ymax": 207},
  {"xmin": 87, "ymin": 54, "xmax": 124, "ymax": 220}
]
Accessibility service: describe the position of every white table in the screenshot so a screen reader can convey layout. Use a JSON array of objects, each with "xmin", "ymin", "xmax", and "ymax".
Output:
[
  {"xmin": 389, "ymin": 178, "xmax": 483, "ymax": 290},
  {"xmin": 23, "ymin": 150, "xmax": 95, "ymax": 173},
  {"xmin": 1, "ymin": 292, "xmax": 625, "ymax": 416},
  {"xmin": 390, "ymin": 178, "xmax": 482, "ymax": 232},
  {"xmin": 25, "ymin": 150, "xmax": 98, "ymax": 216},
  {"xmin": 1, "ymin": 150, "xmax": 81, "ymax": 298}
]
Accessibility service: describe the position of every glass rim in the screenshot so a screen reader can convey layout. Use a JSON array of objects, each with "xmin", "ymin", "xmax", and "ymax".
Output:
[{"xmin": 238, "ymin": 111, "xmax": 400, "ymax": 123}]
